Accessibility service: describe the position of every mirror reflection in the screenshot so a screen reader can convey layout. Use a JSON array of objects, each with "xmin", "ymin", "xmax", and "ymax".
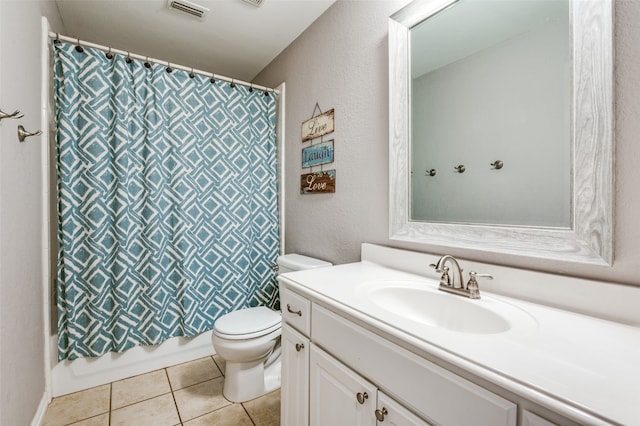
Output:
[{"xmin": 409, "ymin": 0, "xmax": 570, "ymax": 227}]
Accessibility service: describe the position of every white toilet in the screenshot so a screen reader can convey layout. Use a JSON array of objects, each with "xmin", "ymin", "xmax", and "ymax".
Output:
[{"xmin": 212, "ymin": 253, "xmax": 331, "ymax": 402}]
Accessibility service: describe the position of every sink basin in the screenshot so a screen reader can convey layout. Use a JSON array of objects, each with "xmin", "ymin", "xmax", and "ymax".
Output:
[{"xmin": 357, "ymin": 280, "xmax": 537, "ymax": 335}]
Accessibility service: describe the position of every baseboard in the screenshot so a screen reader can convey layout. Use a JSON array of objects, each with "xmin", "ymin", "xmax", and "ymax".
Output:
[
  {"xmin": 51, "ymin": 330, "xmax": 215, "ymax": 397},
  {"xmin": 31, "ymin": 391, "xmax": 51, "ymax": 426}
]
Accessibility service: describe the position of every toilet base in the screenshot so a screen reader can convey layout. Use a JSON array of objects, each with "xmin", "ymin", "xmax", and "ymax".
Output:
[{"xmin": 222, "ymin": 356, "xmax": 281, "ymax": 402}]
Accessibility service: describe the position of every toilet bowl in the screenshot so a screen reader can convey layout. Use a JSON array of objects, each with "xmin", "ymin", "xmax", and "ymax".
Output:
[
  {"xmin": 212, "ymin": 253, "xmax": 331, "ymax": 402},
  {"xmin": 212, "ymin": 306, "xmax": 282, "ymax": 402}
]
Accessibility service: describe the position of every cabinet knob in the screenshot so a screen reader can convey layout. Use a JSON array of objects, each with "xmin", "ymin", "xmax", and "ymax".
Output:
[
  {"xmin": 295, "ymin": 343, "xmax": 304, "ymax": 352},
  {"xmin": 286, "ymin": 304, "xmax": 302, "ymax": 317},
  {"xmin": 356, "ymin": 392, "xmax": 368, "ymax": 404},
  {"xmin": 375, "ymin": 407, "xmax": 388, "ymax": 422}
]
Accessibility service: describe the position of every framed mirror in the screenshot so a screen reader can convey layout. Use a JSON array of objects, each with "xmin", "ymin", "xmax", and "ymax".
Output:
[{"xmin": 389, "ymin": 0, "xmax": 613, "ymax": 265}]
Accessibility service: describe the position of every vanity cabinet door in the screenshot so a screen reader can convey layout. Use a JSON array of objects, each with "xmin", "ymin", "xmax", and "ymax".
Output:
[
  {"xmin": 376, "ymin": 392, "xmax": 432, "ymax": 426},
  {"xmin": 521, "ymin": 410, "xmax": 559, "ymax": 426},
  {"xmin": 281, "ymin": 324, "xmax": 310, "ymax": 426},
  {"xmin": 310, "ymin": 344, "xmax": 377, "ymax": 426}
]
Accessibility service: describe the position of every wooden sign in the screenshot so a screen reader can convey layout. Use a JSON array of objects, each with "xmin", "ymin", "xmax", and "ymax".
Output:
[
  {"xmin": 300, "ymin": 170, "xmax": 336, "ymax": 194},
  {"xmin": 302, "ymin": 140, "xmax": 334, "ymax": 168},
  {"xmin": 301, "ymin": 109, "xmax": 335, "ymax": 142}
]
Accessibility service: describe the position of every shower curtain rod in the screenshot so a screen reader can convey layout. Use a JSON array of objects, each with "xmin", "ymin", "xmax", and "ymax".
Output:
[{"xmin": 48, "ymin": 32, "xmax": 279, "ymax": 95}]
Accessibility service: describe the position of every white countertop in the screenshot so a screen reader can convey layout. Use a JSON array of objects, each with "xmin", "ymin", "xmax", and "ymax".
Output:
[{"xmin": 279, "ymin": 261, "xmax": 640, "ymax": 426}]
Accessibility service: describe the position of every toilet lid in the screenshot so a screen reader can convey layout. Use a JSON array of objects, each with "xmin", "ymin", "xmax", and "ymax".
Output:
[{"xmin": 214, "ymin": 306, "xmax": 281, "ymax": 337}]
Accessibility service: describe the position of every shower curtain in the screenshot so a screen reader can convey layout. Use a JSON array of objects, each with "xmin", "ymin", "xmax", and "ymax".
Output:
[{"xmin": 53, "ymin": 41, "xmax": 280, "ymax": 361}]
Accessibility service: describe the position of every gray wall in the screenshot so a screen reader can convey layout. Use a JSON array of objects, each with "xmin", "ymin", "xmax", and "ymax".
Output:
[
  {"xmin": 255, "ymin": 0, "xmax": 640, "ymax": 287},
  {"xmin": 0, "ymin": 2, "xmax": 64, "ymax": 424}
]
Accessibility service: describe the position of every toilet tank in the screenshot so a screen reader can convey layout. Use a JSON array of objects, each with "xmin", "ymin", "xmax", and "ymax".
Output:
[{"xmin": 277, "ymin": 253, "xmax": 332, "ymax": 274}]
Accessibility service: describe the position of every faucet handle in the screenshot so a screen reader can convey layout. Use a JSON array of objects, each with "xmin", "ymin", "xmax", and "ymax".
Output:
[
  {"xmin": 466, "ymin": 271, "xmax": 493, "ymax": 299},
  {"xmin": 429, "ymin": 263, "xmax": 452, "ymax": 286}
]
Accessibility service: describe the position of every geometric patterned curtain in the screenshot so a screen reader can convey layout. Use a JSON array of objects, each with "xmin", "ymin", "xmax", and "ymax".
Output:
[{"xmin": 53, "ymin": 41, "xmax": 280, "ymax": 361}]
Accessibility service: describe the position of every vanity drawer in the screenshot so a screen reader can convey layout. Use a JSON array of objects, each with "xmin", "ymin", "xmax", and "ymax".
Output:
[
  {"xmin": 312, "ymin": 304, "xmax": 516, "ymax": 426},
  {"xmin": 280, "ymin": 286, "xmax": 311, "ymax": 336}
]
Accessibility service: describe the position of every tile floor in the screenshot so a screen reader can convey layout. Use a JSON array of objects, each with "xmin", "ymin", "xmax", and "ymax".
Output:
[{"xmin": 41, "ymin": 355, "xmax": 280, "ymax": 426}]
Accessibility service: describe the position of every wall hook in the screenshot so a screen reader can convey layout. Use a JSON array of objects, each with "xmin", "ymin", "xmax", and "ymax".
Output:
[
  {"xmin": 490, "ymin": 160, "xmax": 504, "ymax": 170},
  {"xmin": 425, "ymin": 168, "xmax": 436, "ymax": 176},
  {"xmin": 0, "ymin": 109, "xmax": 24, "ymax": 121},
  {"xmin": 17, "ymin": 125, "xmax": 42, "ymax": 142},
  {"xmin": 453, "ymin": 165, "xmax": 466, "ymax": 173}
]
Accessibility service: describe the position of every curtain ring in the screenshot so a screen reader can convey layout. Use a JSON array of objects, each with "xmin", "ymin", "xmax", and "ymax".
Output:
[
  {"xmin": 105, "ymin": 47, "xmax": 113, "ymax": 60},
  {"xmin": 125, "ymin": 52, "xmax": 132, "ymax": 64},
  {"xmin": 54, "ymin": 33, "xmax": 61, "ymax": 44},
  {"xmin": 264, "ymin": 89, "xmax": 270, "ymax": 97},
  {"xmin": 75, "ymin": 38, "xmax": 84, "ymax": 53},
  {"xmin": 230, "ymin": 79, "xmax": 236, "ymax": 88},
  {"xmin": 166, "ymin": 62, "xmax": 173, "ymax": 73},
  {"xmin": 248, "ymin": 83, "xmax": 254, "ymax": 93},
  {"xmin": 144, "ymin": 57, "xmax": 151, "ymax": 68},
  {"xmin": 210, "ymin": 74, "xmax": 216, "ymax": 84},
  {"xmin": 189, "ymin": 68, "xmax": 195, "ymax": 79}
]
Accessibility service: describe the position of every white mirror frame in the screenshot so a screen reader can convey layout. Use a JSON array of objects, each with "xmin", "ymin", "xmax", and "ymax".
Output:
[{"xmin": 389, "ymin": 0, "xmax": 613, "ymax": 266}]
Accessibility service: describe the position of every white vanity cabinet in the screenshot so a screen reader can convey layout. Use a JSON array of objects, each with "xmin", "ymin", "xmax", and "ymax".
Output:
[
  {"xmin": 310, "ymin": 344, "xmax": 431, "ymax": 426},
  {"xmin": 310, "ymin": 344, "xmax": 378, "ymax": 426},
  {"xmin": 280, "ymin": 284, "xmax": 516, "ymax": 426},
  {"xmin": 281, "ymin": 324, "xmax": 310, "ymax": 426}
]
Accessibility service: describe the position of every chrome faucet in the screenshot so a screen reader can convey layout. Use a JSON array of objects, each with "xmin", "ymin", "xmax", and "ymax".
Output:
[{"xmin": 429, "ymin": 255, "xmax": 493, "ymax": 299}]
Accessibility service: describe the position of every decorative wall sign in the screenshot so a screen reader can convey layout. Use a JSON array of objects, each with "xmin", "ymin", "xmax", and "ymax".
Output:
[
  {"xmin": 301, "ymin": 108, "xmax": 335, "ymax": 142},
  {"xmin": 300, "ymin": 170, "xmax": 336, "ymax": 194},
  {"xmin": 302, "ymin": 140, "xmax": 334, "ymax": 168}
]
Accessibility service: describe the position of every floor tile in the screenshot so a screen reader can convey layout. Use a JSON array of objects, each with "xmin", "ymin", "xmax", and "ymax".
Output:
[
  {"xmin": 110, "ymin": 393, "xmax": 180, "ymax": 426},
  {"xmin": 111, "ymin": 369, "xmax": 171, "ymax": 409},
  {"xmin": 41, "ymin": 384, "xmax": 110, "ymax": 426},
  {"xmin": 243, "ymin": 389, "xmax": 281, "ymax": 426},
  {"xmin": 68, "ymin": 413, "xmax": 109, "ymax": 425},
  {"xmin": 183, "ymin": 403, "xmax": 253, "ymax": 426},
  {"xmin": 213, "ymin": 354, "xmax": 226, "ymax": 375},
  {"xmin": 173, "ymin": 377, "xmax": 231, "ymax": 421},
  {"xmin": 167, "ymin": 356, "xmax": 222, "ymax": 391}
]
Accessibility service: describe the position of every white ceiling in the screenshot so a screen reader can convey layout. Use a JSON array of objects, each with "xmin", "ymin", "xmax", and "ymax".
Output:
[{"xmin": 55, "ymin": 0, "xmax": 336, "ymax": 81}]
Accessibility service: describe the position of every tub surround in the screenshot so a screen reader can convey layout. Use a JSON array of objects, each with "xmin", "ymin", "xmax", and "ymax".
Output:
[{"xmin": 278, "ymin": 244, "xmax": 640, "ymax": 425}]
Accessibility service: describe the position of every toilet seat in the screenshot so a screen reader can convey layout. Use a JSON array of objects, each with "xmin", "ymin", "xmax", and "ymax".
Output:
[{"xmin": 214, "ymin": 306, "xmax": 281, "ymax": 340}]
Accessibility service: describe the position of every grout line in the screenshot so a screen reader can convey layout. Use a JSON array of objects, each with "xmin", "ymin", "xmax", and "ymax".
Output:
[
  {"xmin": 241, "ymin": 402, "xmax": 257, "ymax": 426},
  {"xmin": 108, "ymin": 383, "xmax": 112, "ymax": 426},
  {"xmin": 166, "ymin": 368, "xmax": 183, "ymax": 424},
  {"xmin": 212, "ymin": 354, "xmax": 225, "ymax": 377}
]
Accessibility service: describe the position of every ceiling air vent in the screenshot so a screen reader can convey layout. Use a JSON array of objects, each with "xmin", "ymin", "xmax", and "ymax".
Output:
[
  {"xmin": 241, "ymin": 0, "xmax": 265, "ymax": 7},
  {"xmin": 167, "ymin": 0, "xmax": 209, "ymax": 18}
]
